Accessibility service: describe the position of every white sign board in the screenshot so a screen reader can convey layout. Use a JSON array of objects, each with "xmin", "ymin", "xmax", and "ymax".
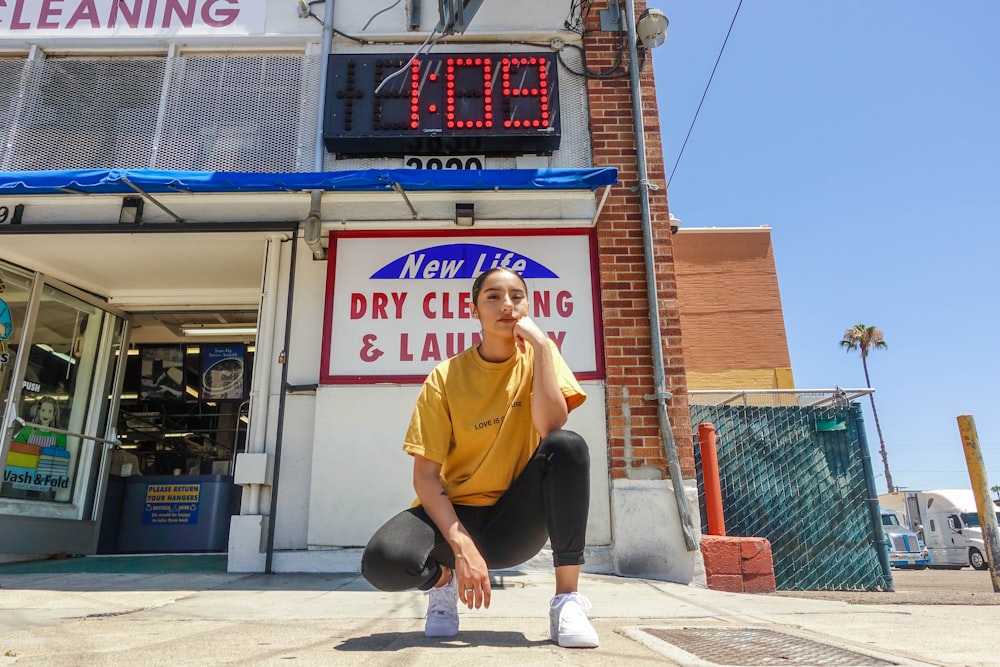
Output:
[
  {"xmin": 0, "ymin": 0, "xmax": 266, "ymax": 37},
  {"xmin": 321, "ymin": 230, "xmax": 603, "ymax": 384}
]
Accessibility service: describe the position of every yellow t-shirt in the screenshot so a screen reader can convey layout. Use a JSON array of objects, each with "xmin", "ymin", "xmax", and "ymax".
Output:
[{"xmin": 403, "ymin": 339, "xmax": 585, "ymax": 506}]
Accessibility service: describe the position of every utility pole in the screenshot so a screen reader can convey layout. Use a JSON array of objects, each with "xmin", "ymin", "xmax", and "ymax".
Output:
[{"xmin": 957, "ymin": 415, "xmax": 1000, "ymax": 593}]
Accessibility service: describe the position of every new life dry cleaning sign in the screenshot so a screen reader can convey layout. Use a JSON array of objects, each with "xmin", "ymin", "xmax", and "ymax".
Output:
[{"xmin": 321, "ymin": 230, "xmax": 603, "ymax": 384}]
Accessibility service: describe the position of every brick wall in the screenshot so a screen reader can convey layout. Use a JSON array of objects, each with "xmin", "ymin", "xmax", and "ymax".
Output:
[
  {"xmin": 583, "ymin": 2, "xmax": 693, "ymax": 480},
  {"xmin": 673, "ymin": 228, "xmax": 794, "ymax": 390}
]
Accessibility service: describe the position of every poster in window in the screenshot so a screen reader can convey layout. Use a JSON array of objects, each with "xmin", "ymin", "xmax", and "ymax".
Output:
[
  {"xmin": 200, "ymin": 345, "xmax": 245, "ymax": 400},
  {"xmin": 140, "ymin": 346, "xmax": 185, "ymax": 399}
]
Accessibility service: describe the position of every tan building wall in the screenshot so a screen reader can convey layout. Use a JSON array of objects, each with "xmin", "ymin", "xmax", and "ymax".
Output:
[{"xmin": 673, "ymin": 227, "xmax": 794, "ymax": 390}]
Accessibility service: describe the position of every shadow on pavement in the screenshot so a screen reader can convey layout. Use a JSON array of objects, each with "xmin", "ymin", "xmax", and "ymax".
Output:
[{"xmin": 334, "ymin": 631, "xmax": 549, "ymax": 651}]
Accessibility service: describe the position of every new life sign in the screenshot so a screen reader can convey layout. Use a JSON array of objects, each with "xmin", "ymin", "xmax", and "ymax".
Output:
[{"xmin": 321, "ymin": 230, "xmax": 603, "ymax": 384}]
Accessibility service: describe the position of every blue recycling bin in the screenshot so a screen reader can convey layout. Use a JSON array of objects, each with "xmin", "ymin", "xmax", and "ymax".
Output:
[{"xmin": 115, "ymin": 474, "xmax": 241, "ymax": 553}]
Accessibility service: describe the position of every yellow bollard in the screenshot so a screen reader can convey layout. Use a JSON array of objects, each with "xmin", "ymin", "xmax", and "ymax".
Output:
[{"xmin": 957, "ymin": 415, "xmax": 1000, "ymax": 593}]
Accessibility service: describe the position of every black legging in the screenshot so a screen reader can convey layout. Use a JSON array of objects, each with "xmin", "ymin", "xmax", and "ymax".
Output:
[{"xmin": 361, "ymin": 429, "xmax": 590, "ymax": 592}]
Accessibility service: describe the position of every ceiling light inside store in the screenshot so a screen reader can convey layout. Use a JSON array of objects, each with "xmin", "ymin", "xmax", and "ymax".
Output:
[
  {"xmin": 36, "ymin": 343, "xmax": 76, "ymax": 364},
  {"xmin": 181, "ymin": 326, "xmax": 257, "ymax": 337}
]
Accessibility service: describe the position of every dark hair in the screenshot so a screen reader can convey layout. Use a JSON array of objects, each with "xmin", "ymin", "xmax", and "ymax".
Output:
[
  {"xmin": 31, "ymin": 396, "xmax": 61, "ymax": 426},
  {"xmin": 471, "ymin": 267, "xmax": 528, "ymax": 305}
]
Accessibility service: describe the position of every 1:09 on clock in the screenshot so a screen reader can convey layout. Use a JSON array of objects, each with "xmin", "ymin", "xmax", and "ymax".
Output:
[{"xmin": 322, "ymin": 52, "xmax": 561, "ymax": 157}]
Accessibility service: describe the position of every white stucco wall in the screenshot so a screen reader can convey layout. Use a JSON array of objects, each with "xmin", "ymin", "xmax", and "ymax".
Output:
[
  {"xmin": 306, "ymin": 381, "xmax": 611, "ymax": 551},
  {"xmin": 611, "ymin": 479, "xmax": 706, "ymax": 586},
  {"xmin": 312, "ymin": 1, "xmax": 571, "ymax": 37},
  {"xmin": 255, "ymin": 237, "xmax": 612, "ymax": 565},
  {"xmin": 268, "ymin": 237, "xmax": 327, "ymax": 550}
]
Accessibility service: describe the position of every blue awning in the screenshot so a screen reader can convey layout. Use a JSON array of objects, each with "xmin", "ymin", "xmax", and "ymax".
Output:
[{"xmin": 0, "ymin": 168, "xmax": 617, "ymax": 196}]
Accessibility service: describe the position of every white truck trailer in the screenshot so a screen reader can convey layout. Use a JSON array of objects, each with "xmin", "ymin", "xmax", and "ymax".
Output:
[{"xmin": 879, "ymin": 489, "xmax": 999, "ymax": 570}]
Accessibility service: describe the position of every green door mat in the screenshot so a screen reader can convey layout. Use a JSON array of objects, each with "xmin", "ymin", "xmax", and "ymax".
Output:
[{"xmin": 0, "ymin": 554, "xmax": 228, "ymax": 574}]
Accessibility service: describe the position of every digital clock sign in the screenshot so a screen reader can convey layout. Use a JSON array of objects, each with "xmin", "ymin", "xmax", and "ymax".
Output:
[{"xmin": 323, "ymin": 52, "xmax": 560, "ymax": 157}]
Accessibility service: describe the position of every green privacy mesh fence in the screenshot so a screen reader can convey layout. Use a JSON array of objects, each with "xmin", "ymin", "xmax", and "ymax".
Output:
[{"xmin": 689, "ymin": 390, "xmax": 893, "ymax": 591}]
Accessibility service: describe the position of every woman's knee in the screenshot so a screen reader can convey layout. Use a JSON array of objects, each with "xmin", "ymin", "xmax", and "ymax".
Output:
[
  {"xmin": 541, "ymin": 428, "xmax": 590, "ymax": 467},
  {"xmin": 361, "ymin": 535, "xmax": 397, "ymax": 591},
  {"xmin": 361, "ymin": 514, "xmax": 434, "ymax": 591},
  {"xmin": 362, "ymin": 536, "xmax": 431, "ymax": 592}
]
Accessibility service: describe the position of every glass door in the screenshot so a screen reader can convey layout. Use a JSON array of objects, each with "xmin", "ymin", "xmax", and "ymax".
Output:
[
  {"xmin": 1, "ymin": 259, "xmax": 128, "ymax": 522},
  {"xmin": 0, "ymin": 263, "xmax": 33, "ymax": 431}
]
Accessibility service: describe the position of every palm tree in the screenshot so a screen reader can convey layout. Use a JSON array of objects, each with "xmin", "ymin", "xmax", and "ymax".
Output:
[{"xmin": 840, "ymin": 324, "xmax": 893, "ymax": 492}]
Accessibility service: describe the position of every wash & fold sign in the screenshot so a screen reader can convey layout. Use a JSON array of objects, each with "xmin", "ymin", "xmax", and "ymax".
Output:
[{"xmin": 321, "ymin": 232, "xmax": 601, "ymax": 383}]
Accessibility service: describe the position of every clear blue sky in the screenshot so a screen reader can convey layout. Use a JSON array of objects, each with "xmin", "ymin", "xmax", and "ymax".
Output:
[{"xmin": 650, "ymin": 1, "xmax": 1000, "ymax": 495}]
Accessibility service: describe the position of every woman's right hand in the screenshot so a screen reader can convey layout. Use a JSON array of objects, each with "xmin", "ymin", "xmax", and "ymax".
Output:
[
  {"xmin": 452, "ymin": 538, "xmax": 492, "ymax": 609},
  {"xmin": 412, "ymin": 455, "xmax": 492, "ymax": 609}
]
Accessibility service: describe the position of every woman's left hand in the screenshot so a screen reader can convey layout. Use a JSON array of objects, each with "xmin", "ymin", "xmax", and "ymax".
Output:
[{"xmin": 512, "ymin": 315, "xmax": 547, "ymax": 353}]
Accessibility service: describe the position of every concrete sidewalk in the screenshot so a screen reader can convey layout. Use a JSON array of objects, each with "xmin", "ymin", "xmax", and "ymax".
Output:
[{"xmin": 1, "ymin": 558, "xmax": 997, "ymax": 666}]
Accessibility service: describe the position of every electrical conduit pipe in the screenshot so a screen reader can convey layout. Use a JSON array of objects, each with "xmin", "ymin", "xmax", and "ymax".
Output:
[{"xmin": 623, "ymin": 0, "xmax": 698, "ymax": 551}]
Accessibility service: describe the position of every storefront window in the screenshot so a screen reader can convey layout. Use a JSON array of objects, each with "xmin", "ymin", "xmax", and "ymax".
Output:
[
  {"xmin": 116, "ymin": 343, "xmax": 252, "ymax": 476},
  {"xmin": 2, "ymin": 276, "xmax": 106, "ymax": 503},
  {"xmin": 0, "ymin": 262, "xmax": 34, "ymax": 433}
]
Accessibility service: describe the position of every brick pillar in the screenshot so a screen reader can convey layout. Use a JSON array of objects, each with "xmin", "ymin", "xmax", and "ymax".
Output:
[{"xmin": 583, "ymin": 2, "xmax": 694, "ymax": 482}]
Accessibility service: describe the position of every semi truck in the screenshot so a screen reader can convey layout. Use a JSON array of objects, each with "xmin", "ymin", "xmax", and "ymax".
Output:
[
  {"xmin": 879, "ymin": 489, "xmax": 999, "ymax": 570},
  {"xmin": 879, "ymin": 507, "xmax": 929, "ymax": 569}
]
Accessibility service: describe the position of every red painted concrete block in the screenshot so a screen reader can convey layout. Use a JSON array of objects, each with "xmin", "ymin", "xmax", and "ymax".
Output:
[
  {"xmin": 700, "ymin": 535, "xmax": 741, "ymax": 575},
  {"xmin": 701, "ymin": 535, "xmax": 776, "ymax": 593},
  {"xmin": 742, "ymin": 572, "xmax": 777, "ymax": 594},
  {"xmin": 707, "ymin": 574, "xmax": 744, "ymax": 593},
  {"xmin": 741, "ymin": 542, "xmax": 774, "ymax": 577},
  {"xmin": 740, "ymin": 538, "xmax": 768, "ymax": 560}
]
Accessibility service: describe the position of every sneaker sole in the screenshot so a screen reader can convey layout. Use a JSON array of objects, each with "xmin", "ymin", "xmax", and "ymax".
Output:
[
  {"xmin": 425, "ymin": 629, "xmax": 459, "ymax": 638},
  {"xmin": 557, "ymin": 635, "xmax": 599, "ymax": 649}
]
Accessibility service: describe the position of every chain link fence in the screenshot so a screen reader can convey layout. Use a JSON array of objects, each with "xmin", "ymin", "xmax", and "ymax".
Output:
[{"xmin": 690, "ymin": 390, "xmax": 893, "ymax": 591}]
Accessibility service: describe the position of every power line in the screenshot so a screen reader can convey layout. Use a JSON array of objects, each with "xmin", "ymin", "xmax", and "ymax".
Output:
[{"xmin": 666, "ymin": 0, "xmax": 743, "ymax": 189}]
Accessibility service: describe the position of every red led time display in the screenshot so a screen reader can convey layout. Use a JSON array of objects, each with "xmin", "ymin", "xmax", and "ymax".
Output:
[{"xmin": 323, "ymin": 52, "xmax": 560, "ymax": 157}]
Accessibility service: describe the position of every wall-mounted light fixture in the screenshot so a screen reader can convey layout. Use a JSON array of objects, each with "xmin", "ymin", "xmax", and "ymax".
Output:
[
  {"xmin": 119, "ymin": 196, "xmax": 144, "ymax": 224},
  {"xmin": 636, "ymin": 8, "xmax": 669, "ymax": 50},
  {"xmin": 455, "ymin": 202, "xmax": 475, "ymax": 227}
]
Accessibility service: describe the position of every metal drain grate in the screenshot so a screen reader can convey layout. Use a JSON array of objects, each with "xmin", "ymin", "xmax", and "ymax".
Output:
[{"xmin": 641, "ymin": 627, "xmax": 896, "ymax": 666}]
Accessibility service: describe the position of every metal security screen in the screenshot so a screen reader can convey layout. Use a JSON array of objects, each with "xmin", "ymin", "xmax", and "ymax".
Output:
[
  {"xmin": 156, "ymin": 55, "xmax": 319, "ymax": 171},
  {"xmin": 690, "ymin": 391, "xmax": 892, "ymax": 592},
  {"xmin": 0, "ymin": 54, "xmax": 320, "ymax": 173},
  {"xmin": 3, "ymin": 58, "xmax": 165, "ymax": 171}
]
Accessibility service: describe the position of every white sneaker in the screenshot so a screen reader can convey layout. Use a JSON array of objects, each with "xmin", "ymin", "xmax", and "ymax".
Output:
[
  {"xmin": 549, "ymin": 592, "xmax": 599, "ymax": 648},
  {"xmin": 424, "ymin": 576, "xmax": 459, "ymax": 638}
]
